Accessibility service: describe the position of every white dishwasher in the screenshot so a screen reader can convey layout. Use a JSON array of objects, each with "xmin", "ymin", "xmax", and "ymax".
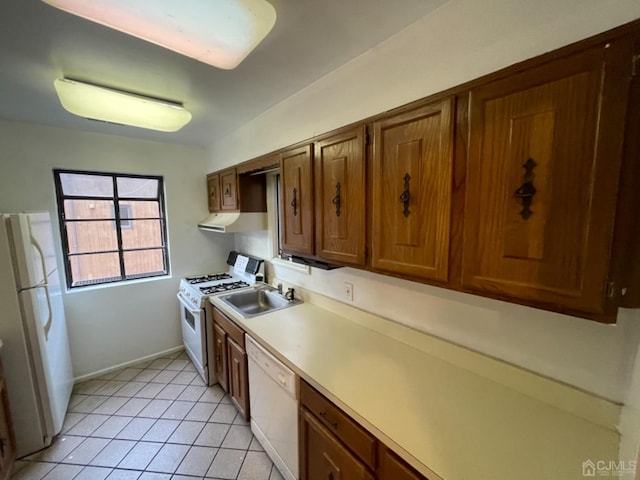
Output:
[{"xmin": 246, "ymin": 334, "xmax": 299, "ymax": 480}]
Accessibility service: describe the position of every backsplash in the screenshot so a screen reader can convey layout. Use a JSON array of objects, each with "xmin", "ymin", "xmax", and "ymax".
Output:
[{"xmin": 236, "ymin": 229, "xmax": 640, "ymax": 403}]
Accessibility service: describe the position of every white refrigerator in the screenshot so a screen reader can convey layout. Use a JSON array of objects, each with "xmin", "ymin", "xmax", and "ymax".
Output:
[{"xmin": 0, "ymin": 211, "xmax": 74, "ymax": 458}]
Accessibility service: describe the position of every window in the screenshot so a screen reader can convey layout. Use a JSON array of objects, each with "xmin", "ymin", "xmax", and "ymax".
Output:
[{"xmin": 53, "ymin": 169, "xmax": 169, "ymax": 288}]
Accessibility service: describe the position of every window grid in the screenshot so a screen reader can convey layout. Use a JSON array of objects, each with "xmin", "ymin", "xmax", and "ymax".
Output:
[{"xmin": 54, "ymin": 169, "xmax": 170, "ymax": 289}]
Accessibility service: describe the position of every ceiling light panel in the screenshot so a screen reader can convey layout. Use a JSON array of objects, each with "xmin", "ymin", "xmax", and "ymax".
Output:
[
  {"xmin": 42, "ymin": 0, "xmax": 277, "ymax": 69},
  {"xmin": 54, "ymin": 78, "xmax": 192, "ymax": 132}
]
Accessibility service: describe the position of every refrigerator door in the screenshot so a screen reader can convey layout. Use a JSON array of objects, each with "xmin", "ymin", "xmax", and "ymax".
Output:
[
  {"xmin": 0, "ymin": 216, "xmax": 47, "ymax": 458},
  {"xmin": 18, "ymin": 269, "xmax": 74, "ymax": 440},
  {"xmin": 2, "ymin": 211, "xmax": 74, "ymax": 455},
  {"xmin": 8, "ymin": 212, "xmax": 57, "ymax": 289}
]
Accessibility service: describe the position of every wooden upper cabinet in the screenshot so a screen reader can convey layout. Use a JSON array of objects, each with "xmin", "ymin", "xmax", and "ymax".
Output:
[
  {"xmin": 281, "ymin": 144, "xmax": 314, "ymax": 255},
  {"xmin": 207, "ymin": 167, "xmax": 267, "ymax": 213},
  {"xmin": 314, "ymin": 127, "xmax": 366, "ymax": 266},
  {"xmin": 371, "ymin": 98, "xmax": 455, "ymax": 282},
  {"xmin": 462, "ymin": 42, "xmax": 633, "ymax": 317},
  {"xmin": 220, "ymin": 168, "xmax": 238, "ymax": 210},
  {"xmin": 207, "ymin": 173, "xmax": 221, "ymax": 212}
]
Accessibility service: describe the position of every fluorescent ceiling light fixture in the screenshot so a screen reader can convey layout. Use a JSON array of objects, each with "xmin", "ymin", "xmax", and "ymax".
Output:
[
  {"xmin": 54, "ymin": 78, "xmax": 192, "ymax": 132},
  {"xmin": 42, "ymin": 0, "xmax": 277, "ymax": 70}
]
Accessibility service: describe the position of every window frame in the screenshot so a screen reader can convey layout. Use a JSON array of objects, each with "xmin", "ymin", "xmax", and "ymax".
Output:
[{"xmin": 53, "ymin": 168, "xmax": 170, "ymax": 289}]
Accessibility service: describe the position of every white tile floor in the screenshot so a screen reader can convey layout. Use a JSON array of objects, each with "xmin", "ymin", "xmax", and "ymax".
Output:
[{"xmin": 12, "ymin": 350, "xmax": 285, "ymax": 480}]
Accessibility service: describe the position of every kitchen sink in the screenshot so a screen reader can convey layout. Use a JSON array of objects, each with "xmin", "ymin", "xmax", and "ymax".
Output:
[{"xmin": 218, "ymin": 286, "xmax": 302, "ymax": 318}]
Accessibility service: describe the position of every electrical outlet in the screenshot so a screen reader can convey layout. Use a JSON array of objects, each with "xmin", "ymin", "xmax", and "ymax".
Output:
[{"xmin": 344, "ymin": 282, "xmax": 354, "ymax": 302}]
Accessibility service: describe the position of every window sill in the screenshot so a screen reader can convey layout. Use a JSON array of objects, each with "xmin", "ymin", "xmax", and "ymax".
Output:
[{"xmin": 65, "ymin": 274, "xmax": 171, "ymax": 294}]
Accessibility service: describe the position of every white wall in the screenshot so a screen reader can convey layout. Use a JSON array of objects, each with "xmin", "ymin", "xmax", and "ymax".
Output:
[
  {"xmin": 211, "ymin": 0, "xmax": 640, "ymax": 403},
  {"xmin": 208, "ymin": 0, "xmax": 640, "ymax": 166},
  {"xmin": 0, "ymin": 119, "xmax": 235, "ymax": 377}
]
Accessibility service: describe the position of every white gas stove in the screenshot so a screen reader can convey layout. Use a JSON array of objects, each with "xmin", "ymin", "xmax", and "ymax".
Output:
[{"xmin": 177, "ymin": 251, "xmax": 264, "ymax": 385}]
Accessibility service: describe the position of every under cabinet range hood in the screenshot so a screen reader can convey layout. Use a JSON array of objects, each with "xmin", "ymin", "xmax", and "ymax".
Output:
[{"xmin": 198, "ymin": 212, "xmax": 267, "ymax": 233}]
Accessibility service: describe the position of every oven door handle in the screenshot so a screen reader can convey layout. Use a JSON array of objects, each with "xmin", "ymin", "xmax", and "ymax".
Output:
[{"xmin": 177, "ymin": 293, "xmax": 202, "ymax": 316}]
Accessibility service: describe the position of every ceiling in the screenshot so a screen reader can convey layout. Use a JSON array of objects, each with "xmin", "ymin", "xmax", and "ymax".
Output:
[{"xmin": 0, "ymin": 0, "xmax": 448, "ymax": 147}]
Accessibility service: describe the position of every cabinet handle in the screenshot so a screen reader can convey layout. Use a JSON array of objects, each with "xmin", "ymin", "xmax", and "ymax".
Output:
[
  {"xmin": 291, "ymin": 188, "xmax": 298, "ymax": 216},
  {"xmin": 399, "ymin": 173, "xmax": 411, "ymax": 218},
  {"xmin": 331, "ymin": 182, "xmax": 342, "ymax": 217},
  {"xmin": 328, "ymin": 473, "xmax": 334, "ymax": 480},
  {"xmin": 514, "ymin": 158, "xmax": 538, "ymax": 220},
  {"xmin": 319, "ymin": 411, "xmax": 338, "ymax": 429}
]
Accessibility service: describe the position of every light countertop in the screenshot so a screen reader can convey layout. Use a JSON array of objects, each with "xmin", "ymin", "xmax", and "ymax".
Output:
[{"xmin": 210, "ymin": 293, "xmax": 623, "ymax": 480}]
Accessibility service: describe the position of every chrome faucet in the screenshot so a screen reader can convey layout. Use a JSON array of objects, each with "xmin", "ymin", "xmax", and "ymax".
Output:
[
  {"xmin": 284, "ymin": 287, "xmax": 295, "ymax": 302},
  {"xmin": 277, "ymin": 283, "xmax": 283, "ymax": 294}
]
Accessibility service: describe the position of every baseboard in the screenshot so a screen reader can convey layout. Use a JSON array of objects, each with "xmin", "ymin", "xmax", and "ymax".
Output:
[{"xmin": 73, "ymin": 345, "xmax": 185, "ymax": 384}]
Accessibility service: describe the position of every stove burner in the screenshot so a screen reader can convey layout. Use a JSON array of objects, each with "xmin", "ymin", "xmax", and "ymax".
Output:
[
  {"xmin": 199, "ymin": 281, "xmax": 249, "ymax": 295},
  {"xmin": 186, "ymin": 273, "xmax": 232, "ymax": 284}
]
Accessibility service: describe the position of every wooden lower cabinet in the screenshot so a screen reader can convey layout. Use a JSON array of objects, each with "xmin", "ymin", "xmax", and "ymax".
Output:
[
  {"xmin": 212, "ymin": 322, "xmax": 229, "ymax": 393},
  {"xmin": 212, "ymin": 308, "xmax": 249, "ymax": 420},
  {"xmin": 299, "ymin": 379, "xmax": 428, "ymax": 480},
  {"xmin": 0, "ymin": 356, "xmax": 16, "ymax": 480},
  {"xmin": 300, "ymin": 408, "xmax": 374, "ymax": 480},
  {"xmin": 227, "ymin": 338, "xmax": 249, "ymax": 420},
  {"xmin": 377, "ymin": 445, "xmax": 424, "ymax": 480}
]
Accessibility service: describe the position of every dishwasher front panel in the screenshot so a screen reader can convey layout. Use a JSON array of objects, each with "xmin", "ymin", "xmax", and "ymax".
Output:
[{"xmin": 246, "ymin": 334, "xmax": 298, "ymax": 480}]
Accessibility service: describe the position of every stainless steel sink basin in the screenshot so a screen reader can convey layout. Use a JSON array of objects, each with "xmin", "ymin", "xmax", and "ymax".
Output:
[{"xmin": 218, "ymin": 286, "xmax": 302, "ymax": 318}]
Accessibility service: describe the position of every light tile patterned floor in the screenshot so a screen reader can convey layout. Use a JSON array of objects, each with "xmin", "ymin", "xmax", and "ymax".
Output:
[{"xmin": 12, "ymin": 350, "xmax": 285, "ymax": 480}]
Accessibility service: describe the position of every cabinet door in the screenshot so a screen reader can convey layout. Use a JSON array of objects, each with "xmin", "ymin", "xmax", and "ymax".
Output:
[
  {"xmin": 300, "ymin": 408, "xmax": 374, "ymax": 480},
  {"xmin": 281, "ymin": 144, "xmax": 314, "ymax": 255},
  {"xmin": 207, "ymin": 173, "xmax": 220, "ymax": 212},
  {"xmin": 220, "ymin": 169, "xmax": 238, "ymax": 210},
  {"xmin": 372, "ymin": 98, "xmax": 455, "ymax": 281},
  {"xmin": 227, "ymin": 338, "xmax": 250, "ymax": 421},
  {"xmin": 462, "ymin": 44, "xmax": 631, "ymax": 316},
  {"xmin": 213, "ymin": 323, "xmax": 228, "ymax": 393},
  {"xmin": 315, "ymin": 127, "xmax": 366, "ymax": 266},
  {"xmin": 378, "ymin": 445, "xmax": 426, "ymax": 480}
]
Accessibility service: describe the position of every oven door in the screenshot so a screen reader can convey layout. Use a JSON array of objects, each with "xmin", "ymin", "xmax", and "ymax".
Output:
[{"xmin": 177, "ymin": 293, "xmax": 207, "ymax": 383}]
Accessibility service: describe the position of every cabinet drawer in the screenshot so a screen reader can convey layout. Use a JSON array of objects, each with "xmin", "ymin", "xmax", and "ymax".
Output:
[
  {"xmin": 213, "ymin": 308, "xmax": 245, "ymax": 347},
  {"xmin": 300, "ymin": 408, "xmax": 374, "ymax": 480},
  {"xmin": 300, "ymin": 380, "xmax": 376, "ymax": 469}
]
